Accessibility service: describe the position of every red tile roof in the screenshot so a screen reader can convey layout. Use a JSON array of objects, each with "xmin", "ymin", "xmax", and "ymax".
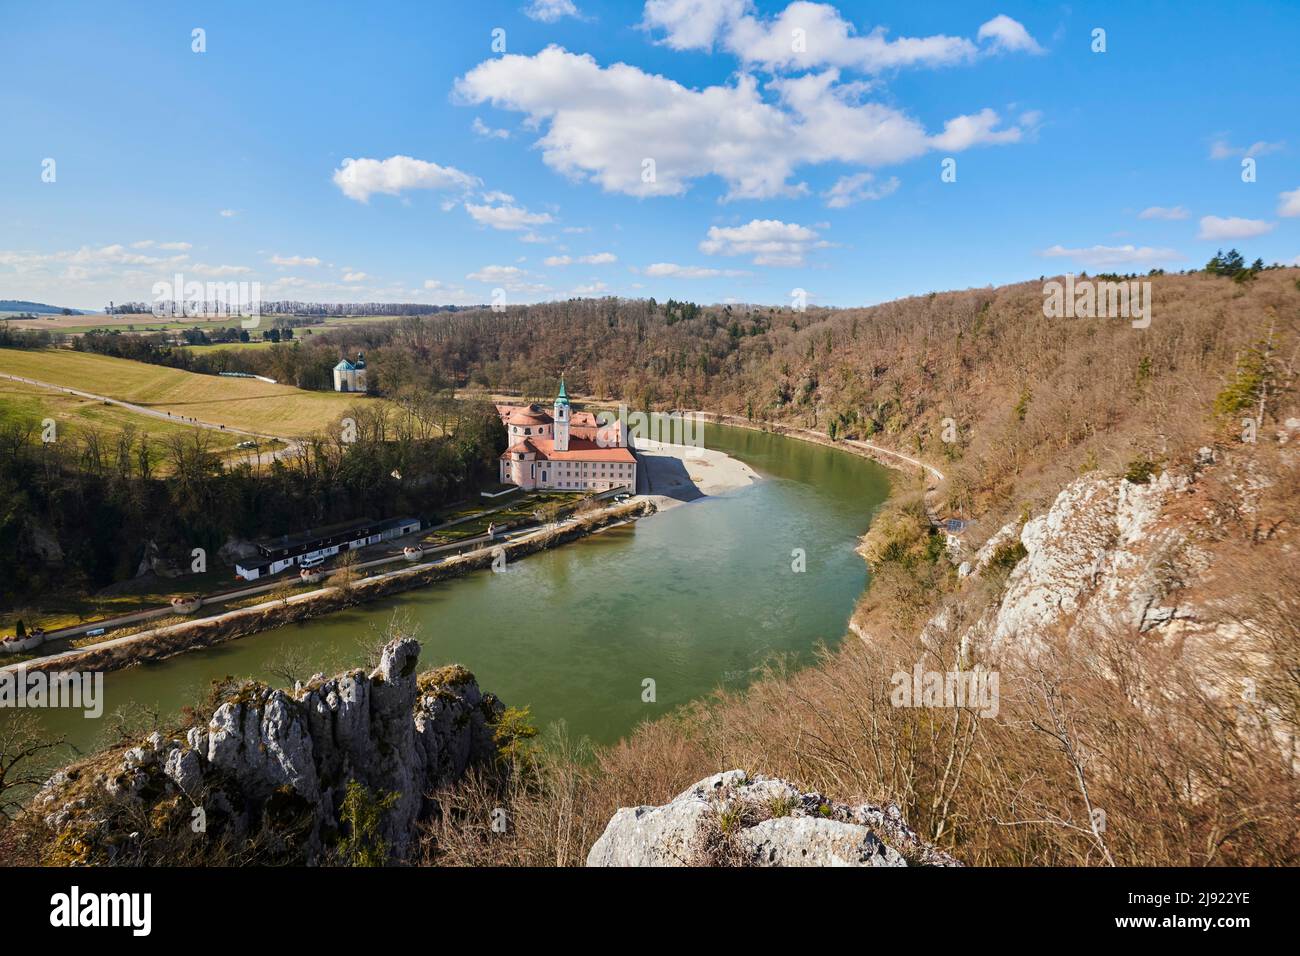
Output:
[{"xmin": 501, "ymin": 436, "xmax": 634, "ymax": 463}]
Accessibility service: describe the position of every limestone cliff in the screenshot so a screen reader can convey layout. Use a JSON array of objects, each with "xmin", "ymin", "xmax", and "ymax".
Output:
[
  {"xmin": 34, "ymin": 638, "xmax": 503, "ymax": 865},
  {"xmin": 956, "ymin": 446, "xmax": 1274, "ymax": 662},
  {"xmin": 587, "ymin": 770, "xmax": 961, "ymax": 867},
  {"xmin": 943, "ymin": 440, "xmax": 1297, "ymax": 772}
]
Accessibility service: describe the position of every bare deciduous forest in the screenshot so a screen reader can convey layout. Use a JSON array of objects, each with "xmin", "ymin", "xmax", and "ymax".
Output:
[{"xmin": 3, "ymin": 266, "xmax": 1297, "ymax": 866}]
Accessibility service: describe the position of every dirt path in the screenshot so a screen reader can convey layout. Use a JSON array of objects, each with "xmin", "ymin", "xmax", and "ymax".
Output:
[
  {"xmin": 0, "ymin": 371, "xmax": 281, "ymax": 439},
  {"xmin": 0, "ymin": 370, "xmax": 296, "ymax": 464}
]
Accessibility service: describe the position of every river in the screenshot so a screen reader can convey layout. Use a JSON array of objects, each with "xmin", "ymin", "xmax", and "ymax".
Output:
[{"xmin": 6, "ymin": 423, "xmax": 892, "ymax": 763}]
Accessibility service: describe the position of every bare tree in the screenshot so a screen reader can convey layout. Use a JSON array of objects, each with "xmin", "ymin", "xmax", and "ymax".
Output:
[{"xmin": 0, "ymin": 714, "xmax": 64, "ymax": 820}]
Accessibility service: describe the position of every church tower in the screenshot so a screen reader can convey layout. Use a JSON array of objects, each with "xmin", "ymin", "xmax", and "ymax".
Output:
[{"xmin": 553, "ymin": 376, "xmax": 570, "ymax": 451}]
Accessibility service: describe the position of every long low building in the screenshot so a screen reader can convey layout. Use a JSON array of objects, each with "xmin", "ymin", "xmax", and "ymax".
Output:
[
  {"xmin": 495, "ymin": 379, "xmax": 637, "ymax": 493},
  {"xmin": 235, "ymin": 516, "xmax": 420, "ymax": 581}
]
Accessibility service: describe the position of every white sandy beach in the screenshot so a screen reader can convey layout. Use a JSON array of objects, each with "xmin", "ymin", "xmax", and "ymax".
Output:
[{"xmin": 633, "ymin": 439, "xmax": 760, "ymax": 509}]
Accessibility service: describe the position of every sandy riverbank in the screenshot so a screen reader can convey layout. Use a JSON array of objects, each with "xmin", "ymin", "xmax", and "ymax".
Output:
[{"xmin": 634, "ymin": 438, "xmax": 761, "ymax": 510}]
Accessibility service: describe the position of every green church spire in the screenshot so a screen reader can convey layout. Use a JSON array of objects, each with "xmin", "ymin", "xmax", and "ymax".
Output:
[{"xmin": 555, "ymin": 376, "xmax": 570, "ymax": 406}]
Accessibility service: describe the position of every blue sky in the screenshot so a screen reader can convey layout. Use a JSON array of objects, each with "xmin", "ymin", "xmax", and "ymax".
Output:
[{"xmin": 2, "ymin": 0, "xmax": 1297, "ymax": 311}]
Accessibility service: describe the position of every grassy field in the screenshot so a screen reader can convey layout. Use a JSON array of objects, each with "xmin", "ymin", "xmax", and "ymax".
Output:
[
  {"xmin": 178, "ymin": 339, "xmax": 287, "ymax": 351},
  {"xmin": 421, "ymin": 492, "xmax": 586, "ymax": 544},
  {"xmin": 6, "ymin": 313, "xmax": 272, "ymax": 334},
  {"xmin": 0, "ymin": 378, "xmax": 246, "ymax": 457},
  {"xmin": 0, "ymin": 347, "xmax": 374, "ymax": 437}
]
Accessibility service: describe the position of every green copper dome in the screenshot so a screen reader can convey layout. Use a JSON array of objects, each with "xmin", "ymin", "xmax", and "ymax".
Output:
[{"xmin": 555, "ymin": 376, "xmax": 570, "ymax": 406}]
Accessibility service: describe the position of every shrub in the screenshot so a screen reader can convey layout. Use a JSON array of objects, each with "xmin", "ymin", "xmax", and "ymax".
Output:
[
  {"xmin": 337, "ymin": 781, "xmax": 399, "ymax": 866},
  {"xmin": 1123, "ymin": 457, "xmax": 1158, "ymax": 484}
]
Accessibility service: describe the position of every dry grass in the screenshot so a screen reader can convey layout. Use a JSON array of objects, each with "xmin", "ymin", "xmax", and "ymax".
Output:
[
  {"xmin": 0, "ymin": 377, "xmax": 244, "ymax": 457},
  {"xmin": 0, "ymin": 347, "xmax": 372, "ymax": 437},
  {"xmin": 416, "ymin": 270, "xmax": 1300, "ymax": 868}
]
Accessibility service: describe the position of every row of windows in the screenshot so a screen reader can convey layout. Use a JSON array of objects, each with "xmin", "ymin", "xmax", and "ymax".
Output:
[{"xmin": 554, "ymin": 480, "xmax": 633, "ymax": 490}]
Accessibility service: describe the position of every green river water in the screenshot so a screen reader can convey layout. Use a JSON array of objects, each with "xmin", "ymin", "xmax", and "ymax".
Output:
[{"xmin": 7, "ymin": 424, "xmax": 893, "ymax": 763}]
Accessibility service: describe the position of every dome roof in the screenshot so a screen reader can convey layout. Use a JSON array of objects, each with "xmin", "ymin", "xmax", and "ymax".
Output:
[
  {"xmin": 334, "ymin": 359, "xmax": 355, "ymax": 371},
  {"xmin": 507, "ymin": 407, "xmax": 552, "ymax": 426}
]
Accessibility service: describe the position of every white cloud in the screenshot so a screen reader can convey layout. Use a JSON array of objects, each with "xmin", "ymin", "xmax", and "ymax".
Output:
[
  {"xmin": 525, "ymin": 0, "xmax": 580, "ymax": 22},
  {"xmin": 270, "ymin": 254, "xmax": 322, "ymax": 267},
  {"xmin": 219, "ymin": 209, "xmax": 237, "ymax": 218},
  {"xmin": 642, "ymin": 1, "xmax": 1017, "ymax": 73},
  {"xmin": 465, "ymin": 200, "xmax": 555, "ymax": 231},
  {"xmin": 466, "ymin": 264, "xmax": 550, "ymax": 294},
  {"xmin": 730, "ymin": 5, "xmax": 978, "ymax": 73},
  {"xmin": 928, "ymin": 107, "xmax": 1022, "ymax": 151},
  {"xmin": 546, "ymin": 251, "xmax": 618, "ymax": 266},
  {"xmin": 421, "ymin": 280, "xmax": 482, "ymax": 305},
  {"xmin": 342, "ymin": 271, "xmax": 368, "ymax": 282},
  {"xmin": 472, "ymin": 117, "xmax": 511, "ymax": 140},
  {"xmin": 1277, "ymin": 187, "xmax": 1300, "ymax": 218},
  {"xmin": 1138, "ymin": 205, "xmax": 1190, "ymax": 220},
  {"xmin": 642, "ymin": 4, "xmax": 1041, "ymax": 70},
  {"xmin": 1197, "ymin": 216, "xmax": 1275, "ymax": 240},
  {"xmin": 643, "ymin": 262, "xmax": 748, "ymax": 278},
  {"xmin": 821, "ymin": 171, "xmax": 899, "ymax": 208},
  {"xmin": 455, "ymin": 47, "xmax": 1027, "ymax": 200},
  {"xmin": 700, "ymin": 218, "xmax": 824, "ymax": 266},
  {"xmin": 467, "ymin": 265, "xmax": 526, "ymax": 283},
  {"xmin": 977, "ymin": 14, "xmax": 1044, "ymax": 54},
  {"xmin": 1039, "ymin": 244, "xmax": 1182, "ymax": 268},
  {"xmin": 332, "ymin": 155, "xmax": 480, "ymax": 202},
  {"xmin": 1, "ymin": 243, "xmax": 190, "ymax": 270},
  {"xmin": 569, "ymin": 281, "xmax": 608, "ymax": 295},
  {"xmin": 190, "ymin": 263, "xmax": 252, "ymax": 276},
  {"xmin": 1209, "ymin": 139, "xmax": 1283, "ymax": 160},
  {"xmin": 131, "ymin": 240, "xmax": 192, "ymax": 251},
  {"xmin": 641, "ymin": 0, "xmax": 748, "ymax": 51}
]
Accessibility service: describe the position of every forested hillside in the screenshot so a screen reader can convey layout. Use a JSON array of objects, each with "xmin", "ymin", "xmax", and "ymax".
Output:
[
  {"xmin": 381, "ymin": 265, "xmax": 1298, "ymax": 868},
  {"xmin": 316, "ymin": 265, "xmax": 1297, "ymax": 524}
]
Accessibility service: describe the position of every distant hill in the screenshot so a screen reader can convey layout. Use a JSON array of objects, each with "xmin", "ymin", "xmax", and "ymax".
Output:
[{"xmin": 0, "ymin": 300, "xmax": 84, "ymax": 315}]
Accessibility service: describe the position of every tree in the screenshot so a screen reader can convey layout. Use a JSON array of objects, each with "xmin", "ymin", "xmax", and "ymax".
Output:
[
  {"xmin": 1, "ymin": 714, "xmax": 64, "ymax": 819},
  {"xmin": 336, "ymin": 781, "xmax": 399, "ymax": 866},
  {"xmin": 1206, "ymin": 248, "xmax": 1246, "ymax": 277},
  {"xmin": 329, "ymin": 550, "xmax": 361, "ymax": 591}
]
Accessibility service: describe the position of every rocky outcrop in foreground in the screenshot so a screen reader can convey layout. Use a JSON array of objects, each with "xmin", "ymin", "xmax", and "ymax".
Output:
[
  {"xmin": 587, "ymin": 770, "xmax": 961, "ymax": 867},
  {"xmin": 36, "ymin": 638, "xmax": 502, "ymax": 864}
]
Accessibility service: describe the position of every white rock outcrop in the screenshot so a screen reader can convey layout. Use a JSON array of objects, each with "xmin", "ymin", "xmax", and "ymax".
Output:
[
  {"xmin": 970, "ymin": 471, "xmax": 1206, "ymax": 658},
  {"xmin": 39, "ymin": 638, "xmax": 502, "ymax": 863},
  {"xmin": 587, "ymin": 770, "xmax": 960, "ymax": 867}
]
